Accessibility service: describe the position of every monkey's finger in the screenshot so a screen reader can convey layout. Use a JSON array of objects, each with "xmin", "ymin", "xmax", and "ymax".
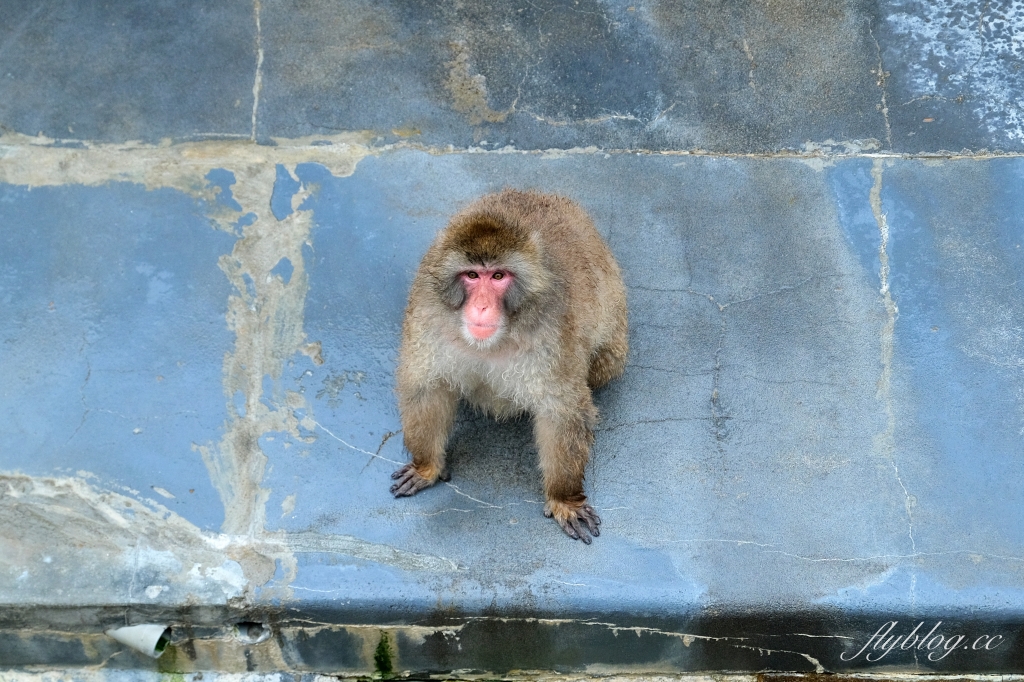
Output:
[
  {"xmin": 391, "ymin": 477, "xmax": 415, "ymax": 493},
  {"xmin": 391, "ymin": 464, "xmax": 412, "ymax": 480},
  {"xmin": 556, "ymin": 517, "xmax": 579, "ymax": 541},
  {"xmin": 390, "ymin": 473, "xmax": 415, "ymax": 495},
  {"xmin": 391, "ymin": 477, "xmax": 419, "ymax": 496},
  {"xmin": 568, "ymin": 515, "xmax": 592, "ymax": 544},
  {"xmin": 565, "ymin": 516, "xmax": 589, "ymax": 540},
  {"xmin": 579, "ymin": 506, "xmax": 601, "ymax": 536}
]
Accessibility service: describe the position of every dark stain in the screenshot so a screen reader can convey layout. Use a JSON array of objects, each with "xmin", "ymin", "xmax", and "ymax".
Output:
[{"xmin": 375, "ymin": 630, "xmax": 395, "ymax": 677}]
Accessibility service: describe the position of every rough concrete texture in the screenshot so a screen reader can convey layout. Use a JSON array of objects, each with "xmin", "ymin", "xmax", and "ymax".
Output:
[
  {"xmin": 4, "ymin": 0, "xmax": 1024, "ymax": 152},
  {"xmin": 2, "ymin": 0, "xmax": 1024, "ymax": 677},
  {"xmin": 5, "ymin": 673, "xmax": 956, "ymax": 682}
]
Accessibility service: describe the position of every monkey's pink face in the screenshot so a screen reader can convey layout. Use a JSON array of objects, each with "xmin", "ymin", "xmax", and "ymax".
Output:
[{"xmin": 460, "ymin": 268, "xmax": 514, "ymax": 342}]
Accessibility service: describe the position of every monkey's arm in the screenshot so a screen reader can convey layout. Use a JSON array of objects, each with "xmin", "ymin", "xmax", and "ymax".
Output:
[
  {"xmin": 391, "ymin": 382, "xmax": 457, "ymax": 497},
  {"xmin": 534, "ymin": 391, "xmax": 602, "ymax": 543}
]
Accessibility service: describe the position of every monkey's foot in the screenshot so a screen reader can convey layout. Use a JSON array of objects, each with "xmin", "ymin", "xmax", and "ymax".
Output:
[
  {"xmin": 544, "ymin": 501, "xmax": 601, "ymax": 544},
  {"xmin": 390, "ymin": 463, "xmax": 441, "ymax": 497}
]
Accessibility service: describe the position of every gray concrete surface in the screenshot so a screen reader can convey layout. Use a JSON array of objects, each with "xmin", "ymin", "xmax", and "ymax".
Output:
[{"xmin": 2, "ymin": 0, "xmax": 1024, "ymax": 676}]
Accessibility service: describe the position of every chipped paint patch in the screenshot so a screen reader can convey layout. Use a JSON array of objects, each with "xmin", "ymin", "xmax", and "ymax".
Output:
[
  {"xmin": 799, "ymin": 139, "xmax": 883, "ymax": 170},
  {"xmin": 0, "ymin": 471, "xmax": 458, "ymax": 611},
  {"xmin": 886, "ymin": 0, "xmax": 1024, "ymax": 142},
  {"xmin": 0, "ymin": 132, "xmax": 372, "ymax": 195},
  {"xmin": 197, "ymin": 165, "xmax": 316, "ymax": 539},
  {"xmin": 0, "ymin": 473, "xmax": 245, "ymax": 604},
  {"xmin": 444, "ymin": 41, "xmax": 513, "ymax": 125}
]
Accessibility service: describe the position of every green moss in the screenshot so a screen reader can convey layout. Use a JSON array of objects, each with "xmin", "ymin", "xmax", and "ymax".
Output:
[
  {"xmin": 374, "ymin": 630, "xmax": 394, "ymax": 678},
  {"xmin": 156, "ymin": 647, "xmax": 184, "ymax": 674}
]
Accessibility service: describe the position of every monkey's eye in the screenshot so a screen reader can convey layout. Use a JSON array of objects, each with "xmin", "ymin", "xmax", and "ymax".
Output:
[
  {"xmin": 466, "ymin": 271, "xmax": 479, "ymax": 279},
  {"xmin": 492, "ymin": 272, "xmax": 504, "ymax": 280}
]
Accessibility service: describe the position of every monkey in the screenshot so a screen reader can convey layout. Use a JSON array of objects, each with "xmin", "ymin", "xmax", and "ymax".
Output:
[{"xmin": 390, "ymin": 189, "xmax": 628, "ymax": 544}]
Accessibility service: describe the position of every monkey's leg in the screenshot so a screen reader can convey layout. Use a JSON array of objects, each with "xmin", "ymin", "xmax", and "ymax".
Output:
[
  {"xmin": 535, "ymin": 403, "xmax": 602, "ymax": 543},
  {"xmin": 587, "ymin": 340, "xmax": 628, "ymax": 389},
  {"xmin": 588, "ymin": 305, "xmax": 629, "ymax": 388},
  {"xmin": 392, "ymin": 385, "xmax": 457, "ymax": 497}
]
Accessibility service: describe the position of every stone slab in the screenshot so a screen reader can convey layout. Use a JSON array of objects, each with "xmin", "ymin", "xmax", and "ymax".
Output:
[
  {"xmin": 2, "ymin": 145, "xmax": 1023, "ymax": 673},
  {"xmin": 3, "ymin": 1, "xmax": 1024, "ymax": 152}
]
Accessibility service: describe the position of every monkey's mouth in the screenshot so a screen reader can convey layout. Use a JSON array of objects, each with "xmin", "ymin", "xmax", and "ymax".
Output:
[{"xmin": 466, "ymin": 322, "xmax": 500, "ymax": 341}]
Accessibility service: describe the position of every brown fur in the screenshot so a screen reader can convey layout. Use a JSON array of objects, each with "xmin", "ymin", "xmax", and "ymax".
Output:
[{"xmin": 392, "ymin": 190, "xmax": 628, "ymax": 543}]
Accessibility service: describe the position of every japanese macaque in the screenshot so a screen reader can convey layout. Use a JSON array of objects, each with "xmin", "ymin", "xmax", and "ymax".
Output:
[{"xmin": 391, "ymin": 189, "xmax": 628, "ymax": 543}]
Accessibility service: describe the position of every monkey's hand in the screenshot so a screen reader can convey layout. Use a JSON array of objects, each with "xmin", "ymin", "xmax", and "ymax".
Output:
[
  {"xmin": 390, "ymin": 463, "xmax": 442, "ymax": 497},
  {"xmin": 544, "ymin": 501, "xmax": 601, "ymax": 544}
]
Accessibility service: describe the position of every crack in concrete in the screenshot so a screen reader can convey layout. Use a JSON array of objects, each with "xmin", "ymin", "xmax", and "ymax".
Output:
[
  {"xmin": 125, "ymin": 538, "xmax": 142, "ymax": 626},
  {"xmin": 444, "ymin": 617, "xmax": 826, "ymax": 672},
  {"xmin": 710, "ymin": 315, "xmax": 729, "ymax": 444},
  {"xmin": 441, "ymin": 482, "xmax": 503, "ymax": 508},
  {"xmin": 308, "ymin": 414, "xmax": 506, "ymax": 509},
  {"xmin": 250, "ymin": 0, "xmax": 264, "ymax": 141},
  {"xmin": 649, "ymin": 100, "xmax": 679, "ymax": 127},
  {"xmin": 869, "ymin": 159, "xmax": 915, "ymax": 554},
  {"xmin": 66, "ymin": 357, "xmax": 92, "ymax": 447},
  {"xmin": 957, "ymin": 0, "xmax": 991, "ymax": 86},
  {"xmin": 93, "ymin": 407, "xmax": 199, "ymax": 420},
  {"xmin": 742, "ymin": 38, "xmax": 757, "ymax": 90},
  {"xmin": 625, "ymin": 364, "xmax": 717, "ymax": 377},
  {"xmin": 740, "ymin": 374, "xmax": 844, "ymax": 388},
  {"xmin": 674, "ymin": 275, "xmax": 833, "ymax": 456},
  {"xmin": 524, "ymin": 110, "xmax": 644, "ymax": 127},
  {"xmin": 405, "ymin": 507, "xmax": 474, "ymax": 516},
  {"xmin": 868, "ymin": 21, "xmax": 893, "ymax": 150},
  {"xmin": 307, "ymin": 415, "xmax": 403, "ymax": 465},
  {"xmin": 597, "ymin": 416, "xmax": 709, "ymax": 433}
]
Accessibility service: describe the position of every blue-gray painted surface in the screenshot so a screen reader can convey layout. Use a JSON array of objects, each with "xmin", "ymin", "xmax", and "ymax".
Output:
[
  {"xmin": 2, "ymin": 0, "xmax": 1024, "ymax": 676},
  {"xmin": 3, "ymin": 151, "xmax": 1024, "ymax": 673},
  {"xmin": 4, "ymin": 0, "xmax": 1024, "ymax": 151},
  {"xmin": 0, "ymin": 182, "xmax": 235, "ymax": 531},
  {"xmin": 0, "ymin": 2, "xmax": 255, "ymax": 143}
]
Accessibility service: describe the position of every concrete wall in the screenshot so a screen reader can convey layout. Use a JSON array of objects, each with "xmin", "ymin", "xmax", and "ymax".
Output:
[{"xmin": 2, "ymin": 0, "xmax": 1024, "ymax": 675}]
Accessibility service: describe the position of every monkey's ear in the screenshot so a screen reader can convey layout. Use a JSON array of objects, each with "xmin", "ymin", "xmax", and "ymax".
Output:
[{"xmin": 438, "ymin": 275, "xmax": 466, "ymax": 308}]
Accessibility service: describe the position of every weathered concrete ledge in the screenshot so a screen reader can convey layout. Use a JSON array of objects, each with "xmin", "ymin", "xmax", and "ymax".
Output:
[
  {"xmin": 3, "ymin": 134, "xmax": 1024, "ymax": 674},
  {"xmin": 4, "ymin": 0, "xmax": 1024, "ymax": 675}
]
